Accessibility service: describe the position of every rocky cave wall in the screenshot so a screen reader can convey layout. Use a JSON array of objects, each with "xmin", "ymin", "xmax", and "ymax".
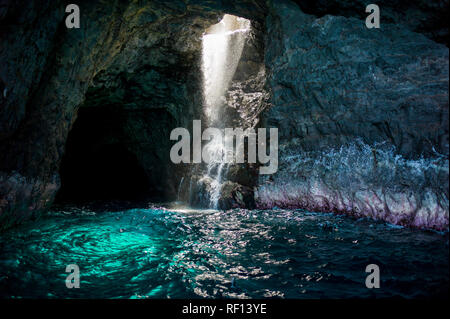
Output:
[
  {"xmin": 0, "ymin": 0, "xmax": 448, "ymax": 231},
  {"xmin": 257, "ymin": 0, "xmax": 449, "ymax": 230},
  {"xmin": 292, "ymin": 0, "xmax": 449, "ymax": 46},
  {"xmin": 56, "ymin": 16, "xmax": 204, "ymax": 202}
]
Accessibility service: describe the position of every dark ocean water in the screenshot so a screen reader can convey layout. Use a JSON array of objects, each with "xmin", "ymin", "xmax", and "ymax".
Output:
[{"xmin": 0, "ymin": 205, "xmax": 448, "ymax": 298}]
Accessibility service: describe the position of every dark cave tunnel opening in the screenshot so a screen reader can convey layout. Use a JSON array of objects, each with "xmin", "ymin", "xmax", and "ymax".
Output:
[{"xmin": 55, "ymin": 106, "xmax": 152, "ymax": 203}]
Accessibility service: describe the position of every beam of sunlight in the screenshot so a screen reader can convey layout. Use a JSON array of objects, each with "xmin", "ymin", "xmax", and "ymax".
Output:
[
  {"xmin": 201, "ymin": 14, "xmax": 251, "ymax": 208},
  {"xmin": 201, "ymin": 14, "xmax": 250, "ymax": 124}
]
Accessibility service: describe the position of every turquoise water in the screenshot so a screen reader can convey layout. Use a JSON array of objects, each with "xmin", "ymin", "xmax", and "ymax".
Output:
[{"xmin": 0, "ymin": 205, "xmax": 448, "ymax": 298}]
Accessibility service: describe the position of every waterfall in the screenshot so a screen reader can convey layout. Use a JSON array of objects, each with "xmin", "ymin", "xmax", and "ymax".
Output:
[
  {"xmin": 201, "ymin": 15, "xmax": 250, "ymax": 208},
  {"xmin": 177, "ymin": 176, "xmax": 184, "ymax": 201},
  {"xmin": 202, "ymin": 133, "xmax": 227, "ymax": 208}
]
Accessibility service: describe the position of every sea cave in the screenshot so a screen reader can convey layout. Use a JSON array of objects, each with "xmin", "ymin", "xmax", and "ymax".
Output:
[{"xmin": 0, "ymin": 0, "xmax": 448, "ymax": 300}]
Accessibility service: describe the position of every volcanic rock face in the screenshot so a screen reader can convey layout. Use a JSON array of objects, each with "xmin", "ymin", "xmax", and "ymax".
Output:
[
  {"xmin": 0, "ymin": 0, "xmax": 448, "ymax": 231},
  {"xmin": 257, "ymin": 0, "xmax": 449, "ymax": 230},
  {"xmin": 292, "ymin": 0, "xmax": 449, "ymax": 45}
]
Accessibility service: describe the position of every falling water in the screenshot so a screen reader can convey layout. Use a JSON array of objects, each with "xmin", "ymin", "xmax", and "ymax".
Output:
[
  {"xmin": 201, "ymin": 14, "xmax": 251, "ymax": 208},
  {"xmin": 202, "ymin": 135, "xmax": 227, "ymax": 208},
  {"xmin": 176, "ymin": 177, "xmax": 184, "ymax": 201}
]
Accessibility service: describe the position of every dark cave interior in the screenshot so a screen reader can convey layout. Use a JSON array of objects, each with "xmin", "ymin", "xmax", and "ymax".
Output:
[{"xmin": 55, "ymin": 106, "xmax": 151, "ymax": 202}]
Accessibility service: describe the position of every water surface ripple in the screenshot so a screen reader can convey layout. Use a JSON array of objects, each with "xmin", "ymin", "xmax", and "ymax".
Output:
[{"xmin": 0, "ymin": 207, "xmax": 448, "ymax": 298}]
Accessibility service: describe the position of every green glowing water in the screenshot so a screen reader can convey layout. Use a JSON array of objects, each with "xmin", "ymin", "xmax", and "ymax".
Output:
[{"xmin": 0, "ymin": 206, "xmax": 448, "ymax": 298}]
